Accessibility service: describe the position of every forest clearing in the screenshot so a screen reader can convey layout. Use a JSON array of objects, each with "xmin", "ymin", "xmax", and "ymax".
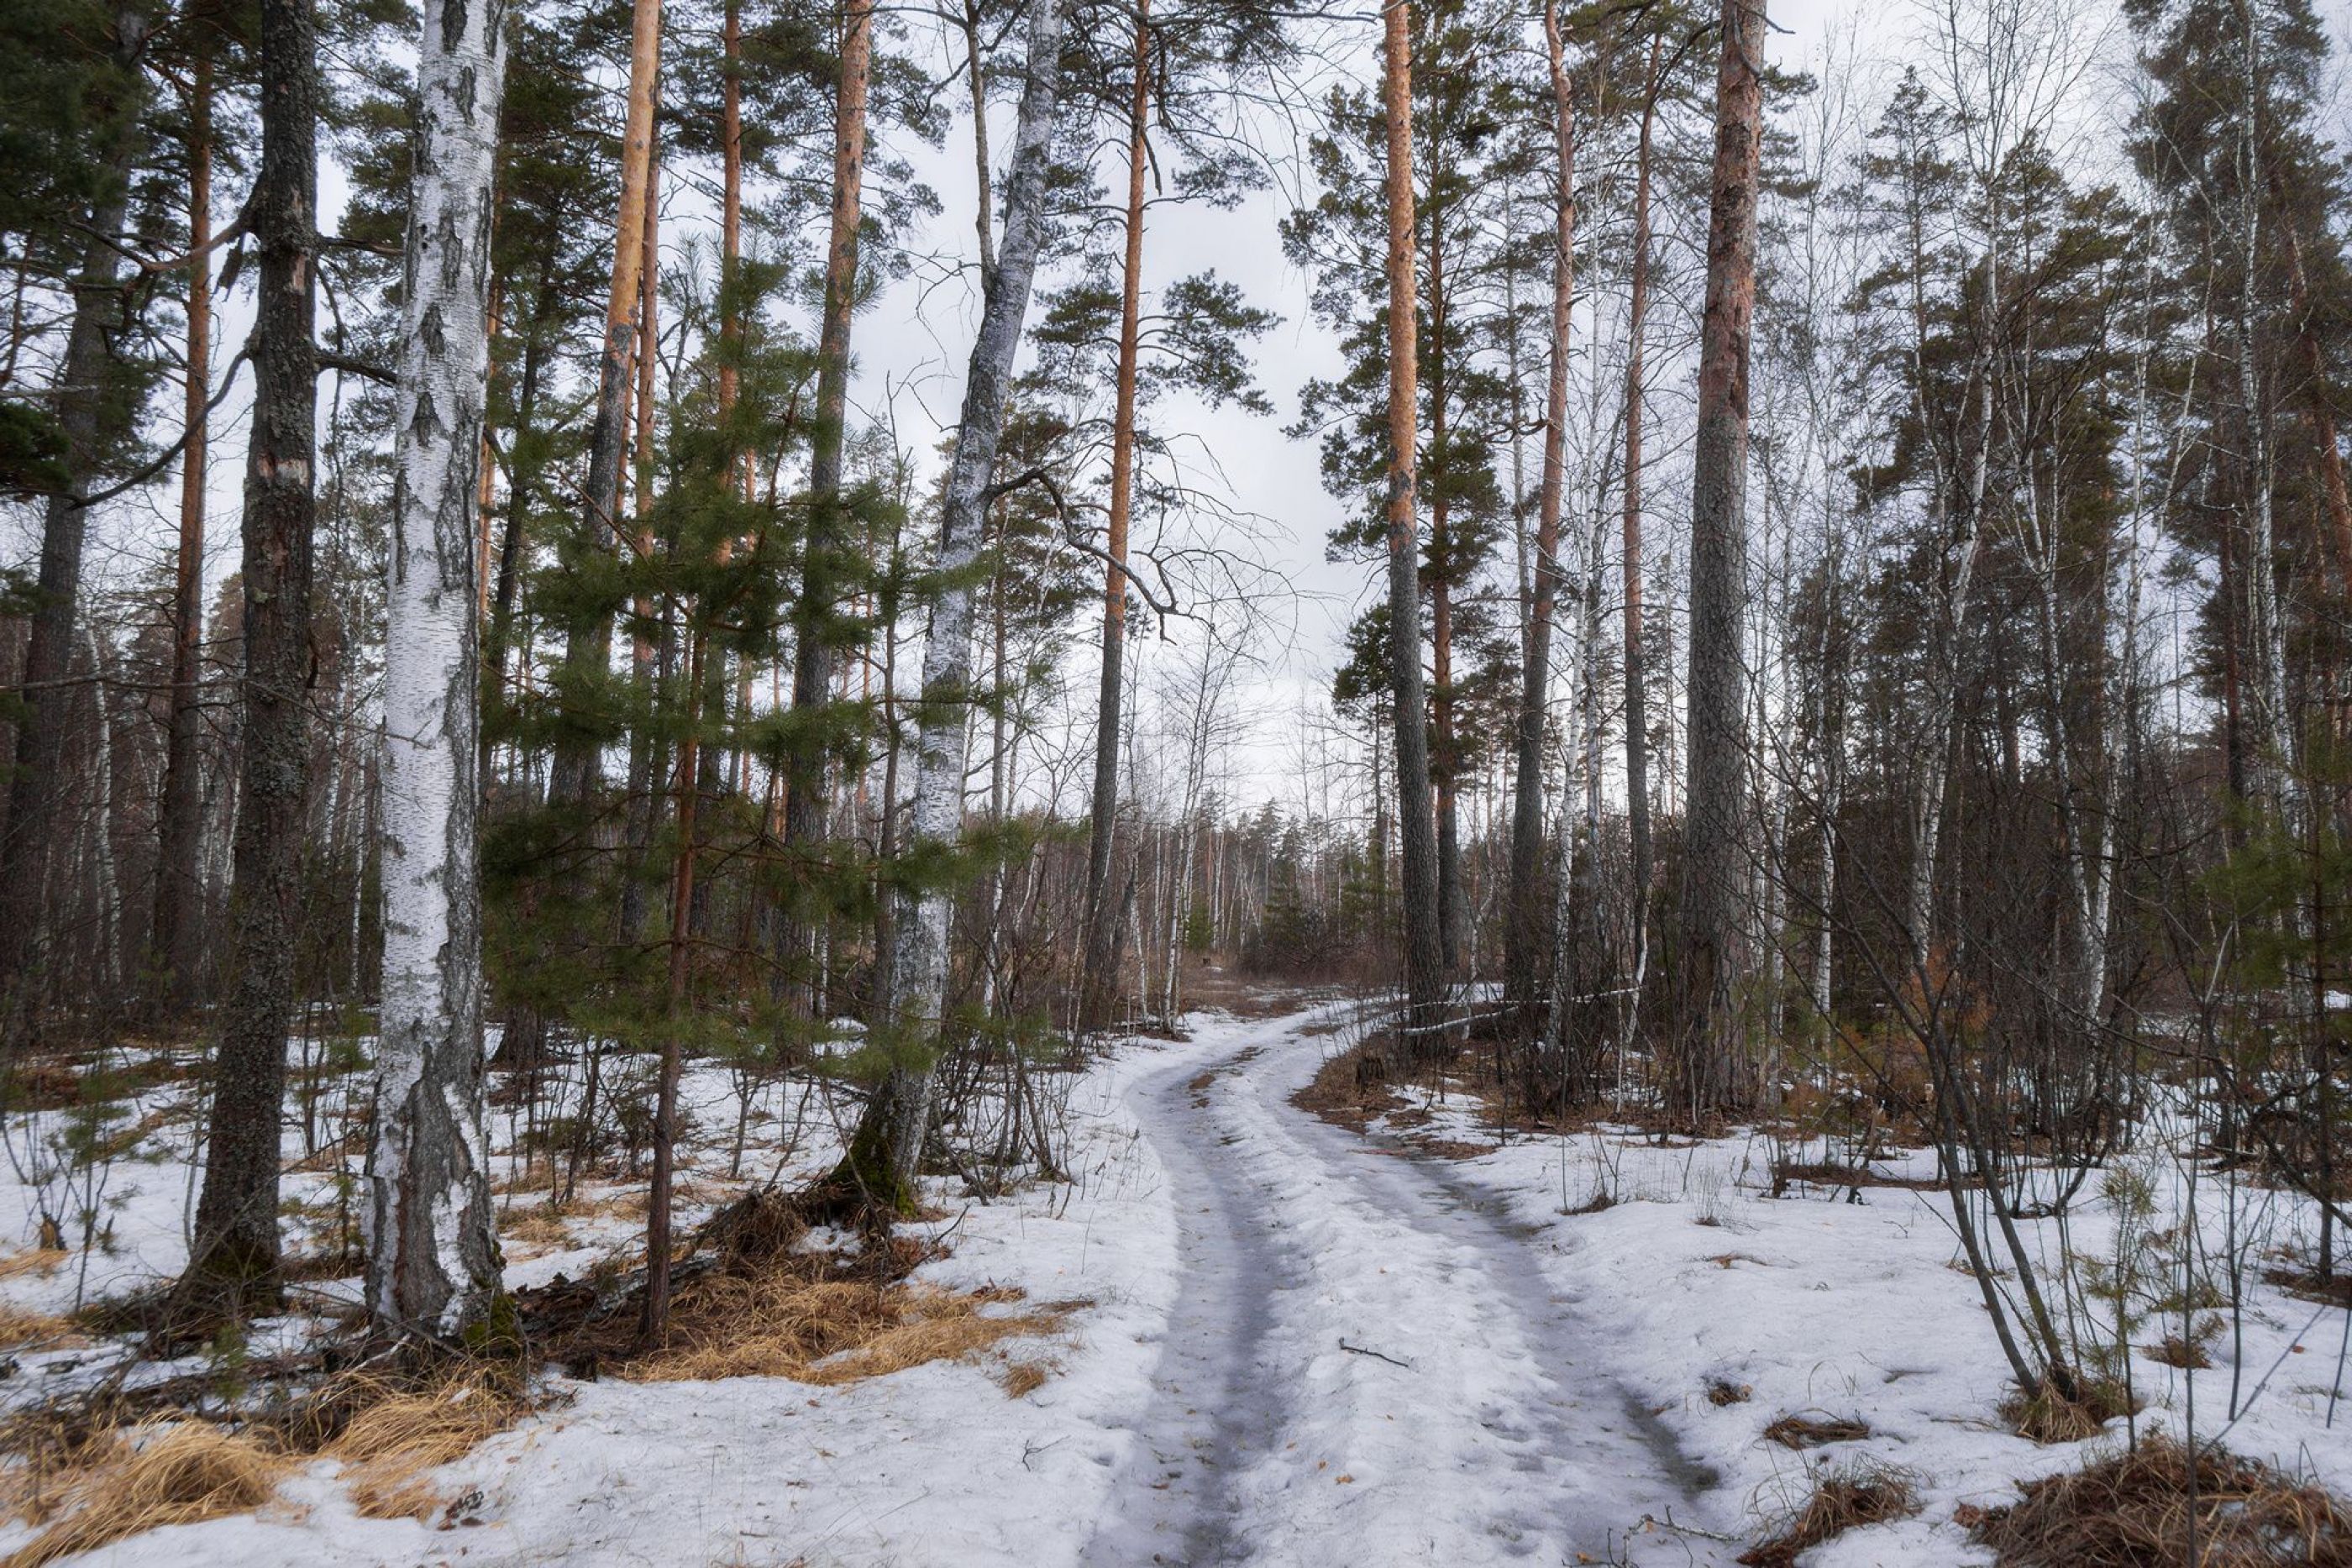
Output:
[{"xmin": 6, "ymin": 0, "xmax": 2352, "ymax": 1560}]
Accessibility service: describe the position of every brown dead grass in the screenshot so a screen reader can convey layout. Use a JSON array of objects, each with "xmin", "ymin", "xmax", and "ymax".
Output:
[
  {"xmin": 323, "ymin": 1371, "xmax": 528, "ymax": 1521},
  {"xmin": 2001, "ymin": 1376, "xmax": 2137, "ymax": 1445},
  {"xmin": 500, "ymin": 1203, "xmax": 578, "ymax": 1255},
  {"xmin": 1962, "ymin": 1434, "xmax": 2352, "ymax": 1566},
  {"xmin": 1762, "ymin": 1412, "xmax": 1871, "ymax": 1449},
  {"xmin": 1706, "ymin": 1378, "xmax": 1753, "ymax": 1407},
  {"xmin": 0, "ymin": 1251, "xmax": 66, "ymax": 1283},
  {"xmin": 1292, "ymin": 1046, "xmax": 1410, "ymax": 1135},
  {"xmin": 3, "ymin": 1420, "xmax": 286, "ymax": 1567},
  {"xmin": 998, "ymin": 1361, "xmax": 1051, "ymax": 1398},
  {"xmin": 2145, "ymin": 1331, "xmax": 2213, "ymax": 1370},
  {"xmin": 1739, "ymin": 1462, "xmax": 1920, "ymax": 1567},
  {"xmin": 0, "ymin": 1305, "xmax": 86, "ymax": 1354},
  {"xmin": 624, "ymin": 1260, "xmax": 1078, "ymax": 1387}
]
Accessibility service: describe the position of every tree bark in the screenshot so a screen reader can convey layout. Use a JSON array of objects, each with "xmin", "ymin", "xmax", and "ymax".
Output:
[
  {"xmin": 1503, "ymin": 0, "xmax": 1575, "ymax": 1027},
  {"xmin": 0, "ymin": 0, "xmax": 153, "ymax": 1003},
  {"xmin": 1620, "ymin": 34, "xmax": 1661, "ymax": 1025},
  {"xmin": 1672, "ymin": 0, "xmax": 1764, "ymax": 1120},
  {"xmin": 779, "ymin": 0, "xmax": 875, "ymax": 1016},
  {"xmin": 549, "ymin": 0, "xmax": 662, "ymax": 808},
  {"xmin": 150, "ymin": 39, "xmax": 213, "ymax": 1010},
  {"xmin": 643, "ymin": 629, "xmax": 705, "ymax": 1340},
  {"xmin": 1381, "ymin": 0, "xmax": 1446, "ymax": 1046},
  {"xmin": 181, "ymin": 0, "xmax": 318, "ymax": 1315},
  {"xmin": 848, "ymin": 0, "xmax": 1067, "ymax": 1204},
  {"xmin": 369, "ymin": 0, "xmax": 507, "ymax": 1344},
  {"xmin": 1079, "ymin": 0, "xmax": 1152, "ymax": 1032}
]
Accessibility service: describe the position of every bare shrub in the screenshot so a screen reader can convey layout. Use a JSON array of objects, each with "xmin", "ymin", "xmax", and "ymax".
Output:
[
  {"xmin": 1961, "ymin": 1434, "xmax": 2352, "ymax": 1565},
  {"xmin": 1739, "ymin": 1460, "xmax": 1920, "ymax": 1566}
]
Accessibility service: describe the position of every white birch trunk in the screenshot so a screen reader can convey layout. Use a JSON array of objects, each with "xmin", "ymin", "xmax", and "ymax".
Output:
[
  {"xmin": 370, "ymin": 0, "xmax": 507, "ymax": 1340},
  {"xmin": 874, "ymin": 0, "xmax": 1068, "ymax": 1190}
]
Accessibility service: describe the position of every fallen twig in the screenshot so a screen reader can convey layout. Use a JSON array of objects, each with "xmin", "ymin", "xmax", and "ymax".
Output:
[{"xmin": 1338, "ymin": 1337, "xmax": 1414, "ymax": 1370}]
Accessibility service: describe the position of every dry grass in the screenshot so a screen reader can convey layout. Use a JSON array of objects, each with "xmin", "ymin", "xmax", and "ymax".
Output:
[
  {"xmin": 0, "ymin": 1251, "xmax": 66, "ymax": 1283},
  {"xmin": 323, "ymin": 1371, "xmax": 528, "ymax": 1521},
  {"xmin": 2000, "ymin": 1376, "xmax": 2136, "ymax": 1445},
  {"xmin": 998, "ymin": 1361, "xmax": 1051, "ymax": 1398},
  {"xmin": 3, "ymin": 1420, "xmax": 286, "ymax": 1566},
  {"xmin": 1291, "ymin": 1046, "xmax": 1411, "ymax": 1135},
  {"xmin": 2145, "ymin": 1331, "xmax": 2213, "ymax": 1370},
  {"xmin": 1961, "ymin": 1434, "xmax": 2352, "ymax": 1565},
  {"xmin": 624, "ymin": 1261, "xmax": 1078, "ymax": 1387},
  {"xmin": 499, "ymin": 1203, "xmax": 578, "ymax": 1255},
  {"xmin": 1762, "ymin": 1412, "xmax": 1871, "ymax": 1449},
  {"xmin": 0, "ymin": 1305, "xmax": 86, "ymax": 1354},
  {"xmin": 1738, "ymin": 1461, "xmax": 1920, "ymax": 1567},
  {"xmin": 1706, "ymin": 1378, "xmax": 1754, "ymax": 1407}
]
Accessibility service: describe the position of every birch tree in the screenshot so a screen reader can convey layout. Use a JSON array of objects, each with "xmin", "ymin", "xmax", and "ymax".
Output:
[
  {"xmin": 844, "ymin": 0, "xmax": 1069, "ymax": 1204},
  {"xmin": 369, "ymin": 0, "xmax": 508, "ymax": 1342}
]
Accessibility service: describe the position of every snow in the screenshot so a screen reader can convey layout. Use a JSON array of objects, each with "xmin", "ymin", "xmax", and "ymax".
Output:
[{"xmin": 1, "ymin": 1000, "xmax": 2349, "ymax": 1565}]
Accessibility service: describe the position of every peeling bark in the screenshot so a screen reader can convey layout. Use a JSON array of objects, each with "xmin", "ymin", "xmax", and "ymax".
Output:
[{"xmin": 370, "ymin": 0, "xmax": 508, "ymax": 1342}]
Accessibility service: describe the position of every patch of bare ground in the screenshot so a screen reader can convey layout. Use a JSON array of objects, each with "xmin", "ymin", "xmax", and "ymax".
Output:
[
  {"xmin": 1176, "ymin": 967, "xmax": 1314, "ymax": 1020},
  {"xmin": 1293, "ymin": 1044, "xmax": 1412, "ymax": 1135},
  {"xmin": 1738, "ymin": 1460, "xmax": 1919, "ymax": 1567},
  {"xmin": 1766, "ymin": 1156, "xmax": 1946, "ymax": 1198},
  {"xmin": 1960, "ymin": 1434, "xmax": 2352, "ymax": 1565},
  {"xmin": 2266, "ymin": 1265, "xmax": 2352, "ymax": 1309},
  {"xmin": 1289, "ymin": 1041, "xmax": 1499, "ymax": 1157}
]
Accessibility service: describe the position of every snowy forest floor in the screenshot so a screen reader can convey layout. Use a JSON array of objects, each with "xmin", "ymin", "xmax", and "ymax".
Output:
[{"xmin": 0, "ymin": 994, "xmax": 2348, "ymax": 1564}]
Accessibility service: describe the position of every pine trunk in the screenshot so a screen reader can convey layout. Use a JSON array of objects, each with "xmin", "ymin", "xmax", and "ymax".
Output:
[
  {"xmin": 549, "ymin": 0, "xmax": 662, "ymax": 808},
  {"xmin": 182, "ymin": 0, "xmax": 318, "ymax": 1314},
  {"xmin": 150, "ymin": 42, "xmax": 213, "ymax": 1009},
  {"xmin": 780, "ymin": 0, "xmax": 875, "ymax": 1016},
  {"xmin": 369, "ymin": 0, "xmax": 508, "ymax": 1343},
  {"xmin": 1079, "ymin": 0, "xmax": 1152, "ymax": 1032},
  {"xmin": 1672, "ymin": 0, "xmax": 1764, "ymax": 1121},
  {"xmin": 1382, "ymin": 0, "xmax": 1446, "ymax": 1046},
  {"xmin": 0, "ymin": 1, "xmax": 152, "ymax": 1002},
  {"xmin": 1502, "ymin": 0, "xmax": 1575, "ymax": 1026},
  {"xmin": 1620, "ymin": 38, "xmax": 1660, "ymax": 1020}
]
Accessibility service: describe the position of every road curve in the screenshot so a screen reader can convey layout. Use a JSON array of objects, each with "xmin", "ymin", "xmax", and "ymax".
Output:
[{"xmin": 1081, "ymin": 1008, "xmax": 1730, "ymax": 1567}]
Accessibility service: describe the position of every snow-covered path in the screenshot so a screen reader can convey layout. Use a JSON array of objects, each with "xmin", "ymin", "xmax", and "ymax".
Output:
[{"xmin": 1085, "ymin": 1009, "xmax": 1731, "ymax": 1567}]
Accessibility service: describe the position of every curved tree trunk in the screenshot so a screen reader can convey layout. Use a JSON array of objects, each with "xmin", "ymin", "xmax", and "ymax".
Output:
[
  {"xmin": 846, "ymin": 0, "xmax": 1068, "ymax": 1204},
  {"xmin": 369, "ymin": 0, "xmax": 508, "ymax": 1344}
]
